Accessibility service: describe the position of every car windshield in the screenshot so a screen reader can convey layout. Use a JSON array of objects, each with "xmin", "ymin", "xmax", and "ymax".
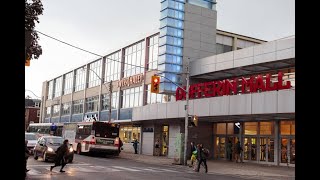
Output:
[
  {"xmin": 25, "ymin": 133, "xmax": 37, "ymax": 140},
  {"xmin": 46, "ymin": 137, "xmax": 63, "ymax": 145}
]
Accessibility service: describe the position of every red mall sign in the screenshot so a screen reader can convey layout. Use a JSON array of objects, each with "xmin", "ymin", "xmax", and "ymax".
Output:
[{"xmin": 176, "ymin": 72, "xmax": 291, "ymax": 101}]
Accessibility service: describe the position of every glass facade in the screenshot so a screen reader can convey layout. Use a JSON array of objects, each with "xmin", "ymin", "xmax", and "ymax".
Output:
[
  {"xmin": 74, "ymin": 68, "xmax": 86, "ymax": 92},
  {"xmin": 124, "ymin": 41, "xmax": 146, "ymax": 77},
  {"xmin": 63, "ymin": 72, "xmax": 73, "ymax": 95},
  {"xmin": 146, "ymin": 84, "xmax": 171, "ymax": 104},
  {"xmin": 101, "ymin": 92, "xmax": 119, "ymax": 110},
  {"xmin": 122, "ymin": 87, "xmax": 143, "ymax": 108},
  {"xmin": 47, "ymin": 81, "xmax": 54, "ymax": 100},
  {"xmin": 52, "ymin": 105, "xmax": 60, "ymax": 117},
  {"xmin": 88, "ymin": 60, "xmax": 102, "ymax": 88},
  {"xmin": 159, "ymin": 0, "xmax": 185, "ymax": 93},
  {"xmin": 61, "ymin": 102, "xmax": 71, "ymax": 116},
  {"xmin": 45, "ymin": 107, "xmax": 51, "ymax": 118},
  {"xmin": 85, "ymin": 96, "xmax": 99, "ymax": 112},
  {"xmin": 105, "ymin": 51, "xmax": 121, "ymax": 82},
  {"xmin": 187, "ymin": 0, "xmax": 216, "ymax": 10},
  {"xmin": 73, "ymin": 99, "xmax": 84, "ymax": 114},
  {"xmin": 120, "ymin": 126, "xmax": 141, "ymax": 143},
  {"xmin": 53, "ymin": 77, "xmax": 62, "ymax": 98},
  {"xmin": 147, "ymin": 36, "xmax": 158, "ymax": 71}
]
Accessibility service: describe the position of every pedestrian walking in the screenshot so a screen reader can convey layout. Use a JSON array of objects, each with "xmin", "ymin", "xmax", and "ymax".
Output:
[
  {"xmin": 133, "ymin": 139, "xmax": 138, "ymax": 154},
  {"xmin": 189, "ymin": 142, "xmax": 197, "ymax": 167},
  {"xmin": 118, "ymin": 137, "xmax": 123, "ymax": 154},
  {"xmin": 155, "ymin": 139, "xmax": 160, "ymax": 156},
  {"xmin": 235, "ymin": 140, "xmax": 243, "ymax": 163},
  {"xmin": 226, "ymin": 140, "xmax": 233, "ymax": 161},
  {"xmin": 50, "ymin": 139, "xmax": 69, "ymax": 172},
  {"xmin": 195, "ymin": 144, "xmax": 208, "ymax": 173}
]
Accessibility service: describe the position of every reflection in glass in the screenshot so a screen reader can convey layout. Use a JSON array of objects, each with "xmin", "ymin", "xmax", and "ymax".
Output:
[
  {"xmin": 268, "ymin": 138, "xmax": 274, "ymax": 162},
  {"xmin": 281, "ymin": 138, "xmax": 288, "ymax": 163},
  {"xmin": 260, "ymin": 138, "xmax": 266, "ymax": 161},
  {"xmin": 219, "ymin": 137, "xmax": 225, "ymax": 158},
  {"xmin": 290, "ymin": 139, "xmax": 295, "ymax": 164},
  {"xmin": 244, "ymin": 138, "xmax": 249, "ymax": 160},
  {"xmin": 251, "ymin": 138, "xmax": 257, "ymax": 160}
]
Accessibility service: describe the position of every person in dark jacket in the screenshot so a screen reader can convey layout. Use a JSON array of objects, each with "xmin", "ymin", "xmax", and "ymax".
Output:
[
  {"xmin": 133, "ymin": 139, "xmax": 138, "ymax": 154},
  {"xmin": 25, "ymin": 140, "xmax": 30, "ymax": 173},
  {"xmin": 195, "ymin": 144, "xmax": 208, "ymax": 173},
  {"xmin": 118, "ymin": 138, "xmax": 123, "ymax": 153},
  {"xmin": 50, "ymin": 139, "xmax": 69, "ymax": 172}
]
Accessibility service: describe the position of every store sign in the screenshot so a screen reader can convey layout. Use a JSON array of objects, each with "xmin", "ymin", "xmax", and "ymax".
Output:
[
  {"xmin": 176, "ymin": 72, "xmax": 291, "ymax": 101},
  {"xmin": 118, "ymin": 73, "xmax": 144, "ymax": 88}
]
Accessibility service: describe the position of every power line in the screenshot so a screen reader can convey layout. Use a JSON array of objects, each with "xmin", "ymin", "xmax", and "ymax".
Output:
[{"xmin": 36, "ymin": 30, "xmax": 156, "ymax": 71}]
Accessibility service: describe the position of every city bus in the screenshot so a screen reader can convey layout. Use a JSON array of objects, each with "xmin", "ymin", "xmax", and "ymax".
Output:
[
  {"xmin": 62, "ymin": 121, "xmax": 121, "ymax": 156},
  {"xmin": 27, "ymin": 123, "xmax": 63, "ymax": 137}
]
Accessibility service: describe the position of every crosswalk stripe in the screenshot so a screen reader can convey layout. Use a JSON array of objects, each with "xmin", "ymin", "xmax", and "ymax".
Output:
[
  {"xmin": 134, "ymin": 168, "xmax": 161, "ymax": 172},
  {"xmin": 147, "ymin": 167, "xmax": 179, "ymax": 172},
  {"xmin": 111, "ymin": 166, "xmax": 141, "ymax": 171},
  {"xmin": 28, "ymin": 163, "xmax": 90, "ymax": 167}
]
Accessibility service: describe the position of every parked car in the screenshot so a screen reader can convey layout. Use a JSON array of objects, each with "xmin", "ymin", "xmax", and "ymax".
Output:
[
  {"xmin": 33, "ymin": 136, "xmax": 74, "ymax": 163},
  {"xmin": 25, "ymin": 132, "xmax": 39, "ymax": 154}
]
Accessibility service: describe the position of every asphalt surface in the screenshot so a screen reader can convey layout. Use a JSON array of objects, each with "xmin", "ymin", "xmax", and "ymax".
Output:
[{"xmin": 26, "ymin": 153, "xmax": 261, "ymax": 180}]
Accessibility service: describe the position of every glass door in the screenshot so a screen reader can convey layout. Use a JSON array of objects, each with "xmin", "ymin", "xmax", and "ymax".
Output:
[
  {"xmin": 251, "ymin": 138, "xmax": 257, "ymax": 160},
  {"xmin": 260, "ymin": 138, "xmax": 267, "ymax": 161},
  {"xmin": 281, "ymin": 138, "xmax": 288, "ymax": 163},
  {"xmin": 244, "ymin": 137, "xmax": 257, "ymax": 161},
  {"xmin": 161, "ymin": 125, "xmax": 169, "ymax": 156}
]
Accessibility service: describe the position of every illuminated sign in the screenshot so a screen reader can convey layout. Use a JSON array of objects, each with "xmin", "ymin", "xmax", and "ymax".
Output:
[
  {"xmin": 118, "ymin": 73, "xmax": 144, "ymax": 88},
  {"xmin": 176, "ymin": 72, "xmax": 291, "ymax": 101}
]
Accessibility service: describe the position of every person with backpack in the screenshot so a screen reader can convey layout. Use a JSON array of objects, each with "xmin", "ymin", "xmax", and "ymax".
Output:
[{"xmin": 195, "ymin": 144, "xmax": 208, "ymax": 173}]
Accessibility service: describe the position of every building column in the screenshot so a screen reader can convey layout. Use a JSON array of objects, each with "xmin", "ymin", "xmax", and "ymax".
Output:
[{"xmin": 274, "ymin": 120, "xmax": 280, "ymax": 165}]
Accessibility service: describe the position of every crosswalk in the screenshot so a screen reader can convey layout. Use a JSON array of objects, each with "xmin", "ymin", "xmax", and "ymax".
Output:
[{"xmin": 27, "ymin": 163, "xmax": 194, "ymax": 177}]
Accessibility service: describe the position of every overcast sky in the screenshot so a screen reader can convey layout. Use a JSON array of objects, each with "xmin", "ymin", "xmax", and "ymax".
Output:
[{"xmin": 25, "ymin": 0, "xmax": 295, "ymax": 98}]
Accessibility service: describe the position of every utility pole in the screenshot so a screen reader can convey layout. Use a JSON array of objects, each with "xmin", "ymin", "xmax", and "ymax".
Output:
[
  {"xmin": 109, "ymin": 80, "xmax": 112, "ymax": 123},
  {"xmin": 183, "ymin": 60, "xmax": 190, "ymax": 166}
]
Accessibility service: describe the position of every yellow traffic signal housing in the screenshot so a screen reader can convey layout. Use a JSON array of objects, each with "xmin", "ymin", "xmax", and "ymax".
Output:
[
  {"xmin": 192, "ymin": 115, "xmax": 198, "ymax": 127},
  {"xmin": 25, "ymin": 59, "xmax": 30, "ymax": 66},
  {"xmin": 151, "ymin": 75, "xmax": 160, "ymax": 93}
]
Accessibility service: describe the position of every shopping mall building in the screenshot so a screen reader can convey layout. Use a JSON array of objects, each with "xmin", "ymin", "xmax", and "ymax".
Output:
[{"xmin": 40, "ymin": 0, "xmax": 295, "ymax": 166}]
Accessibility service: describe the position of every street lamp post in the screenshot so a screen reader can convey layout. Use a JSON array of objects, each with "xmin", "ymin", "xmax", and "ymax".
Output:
[{"xmin": 155, "ymin": 58, "xmax": 190, "ymax": 166}]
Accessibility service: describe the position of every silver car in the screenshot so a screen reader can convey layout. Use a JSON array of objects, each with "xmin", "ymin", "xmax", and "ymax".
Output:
[{"xmin": 25, "ymin": 132, "xmax": 38, "ymax": 154}]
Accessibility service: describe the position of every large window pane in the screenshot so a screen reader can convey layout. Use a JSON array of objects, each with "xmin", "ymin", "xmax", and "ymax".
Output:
[
  {"xmin": 280, "ymin": 121, "xmax": 295, "ymax": 135},
  {"xmin": 63, "ymin": 72, "xmax": 74, "ymax": 95},
  {"xmin": 260, "ymin": 122, "xmax": 274, "ymax": 135},
  {"xmin": 244, "ymin": 122, "xmax": 257, "ymax": 135},
  {"xmin": 216, "ymin": 123, "xmax": 226, "ymax": 134}
]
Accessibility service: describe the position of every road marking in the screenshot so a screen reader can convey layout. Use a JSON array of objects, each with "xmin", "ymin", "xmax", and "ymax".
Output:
[
  {"xmin": 133, "ymin": 168, "xmax": 161, "ymax": 172},
  {"xmin": 27, "ymin": 169, "xmax": 42, "ymax": 175},
  {"xmin": 147, "ymin": 167, "xmax": 179, "ymax": 172},
  {"xmin": 111, "ymin": 166, "xmax": 141, "ymax": 171},
  {"xmin": 28, "ymin": 163, "xmax": 90, "ymax": 167}
]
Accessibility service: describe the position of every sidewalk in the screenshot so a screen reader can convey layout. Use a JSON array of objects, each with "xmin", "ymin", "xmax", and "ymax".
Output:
[{"xmin": 119, "ymin": 152, "xmax": 295, "ymax": 179}]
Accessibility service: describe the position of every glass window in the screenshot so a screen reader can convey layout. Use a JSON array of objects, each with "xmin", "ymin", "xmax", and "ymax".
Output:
[
  {"xmin": 45, "ymin": 107, "xmax": 51, "ymax": 118},
  {"xmin": 227, "ymin": 123, "xmax": 234, "ymax": 135},
  {"xmin": 146, "ymin": 84, "xmax": 170, "ymax": 104},
  {"xmin": 105, "ymin": 51, "xmax": 121, "ymax": 82},
  {"xmin": 47, "ymin": 81, "xmax": 54, "ymax": 100},
  {"xmin": 216, "ymin": 123, "xmax": 226, "ymax": 134},
  {"xmin": 88, "ymin": 60, "xmax": 102, "ymax": 88},
  {"xmin": 53, "ymin": 76, "xmax": 62, "ymax": 98},
  {"xmin": 52, "ymin": 105, "xmax": 60, "ymax": 117},
  {"xmin": 123, "ymin": 41, "xmax": 145, "ymax": 78},
  {"xmin": 244, "ymin": 122, "xmax": 258, "ymax": 135},
  {"xmin": 85, "ymin": 96, "xmax": 99, "ymax": 112},
  {"xmin": 260, "ymin": 122, "xmax": 274, "ymax": 135},
  {"xmin": 121, "ymin": 87, "xmax": 143, "ymax": 108},
  {"xmin": 73, "ymin": 99, "xmax": 84, "ymax": 114},
  {"xmin": 74, "ymin": 68, "xmax": 86, "ymax": 92},
  {"xmin": 63, "ymin": 72, "xmax": 74, "ymax": 95},
  {"xmin": 280, "ymin": 121, "xmax": 295, "ymax": 135},
  {"xmin": 160, "ymin": 18, "xmax": 184, "ymax": 29},
  {"xmin": 147, "ymin": 35, "xmax": 159, "ymax": 71},
  {"xmin": 101, "ymin": 91, "xmax": 119, "ymax": 111},
  {"xmin": 61, "ymin": 102, "xmax": 71, "ymax": 116}
]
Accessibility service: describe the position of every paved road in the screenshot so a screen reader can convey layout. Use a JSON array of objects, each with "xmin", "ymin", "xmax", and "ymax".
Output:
[{"xmin": 26, "ymin": 154, "xmax": 258, "ymax": 180}]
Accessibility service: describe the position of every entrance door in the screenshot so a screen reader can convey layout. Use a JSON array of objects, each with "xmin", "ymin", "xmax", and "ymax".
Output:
[
  {"xmin": 214, "ymin": 136, "xmax": 226, "ymax": 159},
  {"xmin": 244, "ymin": 137, "xmax": 257, "ymax": 161},
  {"xmin": 281, "ymin": 137, "xmax": 295, "ymax": 165},
  {"xmin": 161, "ymin": 126, "xmax": 169, "ymax": 156}
]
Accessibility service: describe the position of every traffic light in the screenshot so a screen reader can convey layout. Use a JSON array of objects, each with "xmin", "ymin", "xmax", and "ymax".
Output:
[
  {"xmin": 191, "ymin": 115, "xmax": 198, "ymax": 127},
  {"xmin": 151, "ymin": 75, "xmax": 160, "ymax": 93}
]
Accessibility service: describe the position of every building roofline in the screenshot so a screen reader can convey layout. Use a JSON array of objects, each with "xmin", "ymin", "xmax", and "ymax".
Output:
[{"xmin": 217, "ymin": 29, "xmax": 267, "ymax": 42}]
